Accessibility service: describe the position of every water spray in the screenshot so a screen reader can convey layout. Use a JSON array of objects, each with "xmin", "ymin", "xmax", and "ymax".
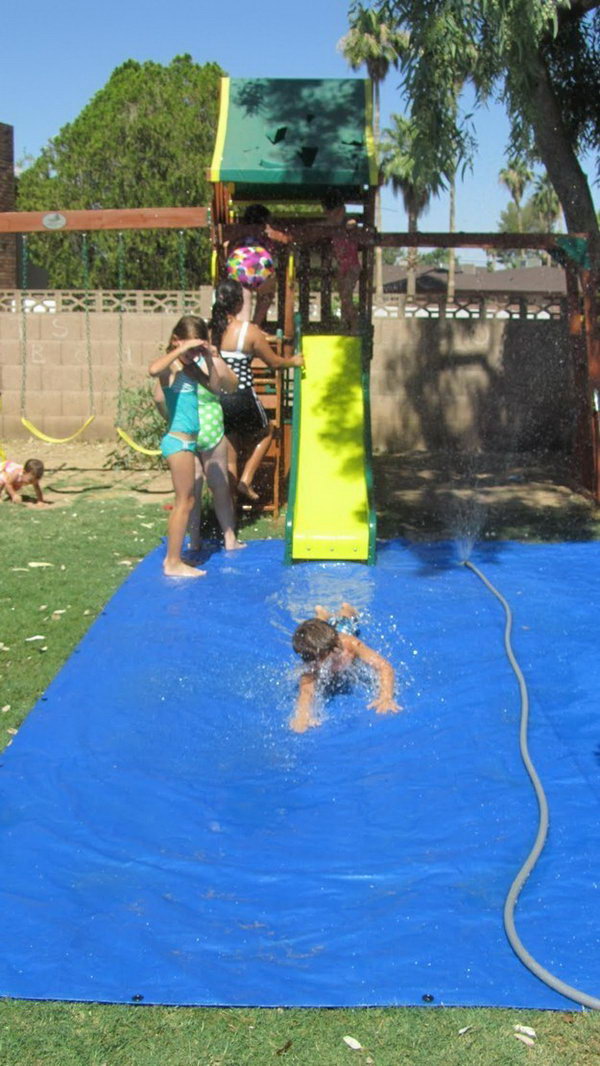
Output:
[{"xmin": 463, "ymin": 558, "xmax": 600, "ymax": 1011}]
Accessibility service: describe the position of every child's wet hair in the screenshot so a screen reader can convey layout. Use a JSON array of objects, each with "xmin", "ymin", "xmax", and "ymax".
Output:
[
  {"xmin": 24, "ymin": 458, "xmax": 44, "ymax": 479},
  {"xmin": 210, "ymin": 279, "xmax": 244, "ymax": 348},
  {"xmin": 292, "ymin": 619, "xmax": 340, "ymax": 662}
]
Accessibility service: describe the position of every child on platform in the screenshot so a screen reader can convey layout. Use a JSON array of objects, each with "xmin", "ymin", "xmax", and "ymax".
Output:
[
  {"xmin": 322, "ymin": 190, "xmax": 361, "ymax": 331},
  {"xmin": 149, "ymin": 316, "xmax": 238, "ymax": 578},
  {"xmin": 226, "ymin": 203, "xmax": 291, "ymax": 327},
  {"xmin": 290, "ymin": 602, "xmax": 401, "ymax": 733},
  {"xmin": 0, "ymin": 458, "xmax": 47, "ymax": 506},
  {"xmin": 212, "ymin": 279, "xmax": 303, "ymax": 503}
]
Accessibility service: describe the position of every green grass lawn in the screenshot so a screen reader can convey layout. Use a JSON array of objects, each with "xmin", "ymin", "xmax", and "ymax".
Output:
[{"xmin": 1, "ymin": 495, "xmax": 599, "ymax": 1066}]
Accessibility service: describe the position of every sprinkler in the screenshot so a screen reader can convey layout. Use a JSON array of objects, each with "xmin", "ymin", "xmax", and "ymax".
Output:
[{"xmin": 464, "ymin": 558, "xmax": 600, "ymax": 1011}]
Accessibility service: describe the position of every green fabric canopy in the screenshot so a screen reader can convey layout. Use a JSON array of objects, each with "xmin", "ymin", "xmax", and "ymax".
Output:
[{"xmin": 209, "ymin": 78, "xmax": 377, "ymax": 199}]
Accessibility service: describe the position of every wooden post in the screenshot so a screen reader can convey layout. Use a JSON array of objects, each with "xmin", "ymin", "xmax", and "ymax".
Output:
[
  {"xmin": 361, "ymin": 188, "xmax": 376, "ymax": 360},
  {"xmin": 581, "ymin": 268, "xmax": 600, "ymax": 501},
  {"xmin": 283, "ymin": 248, "xmax": 295, "ymax": 359},
  {"xmin": 321, "ymin": 244, "xmax": 333, "ymax": 330},
  {"xmin": 566, "ymin": 262, "xmax": 592, "ymax": 492}
]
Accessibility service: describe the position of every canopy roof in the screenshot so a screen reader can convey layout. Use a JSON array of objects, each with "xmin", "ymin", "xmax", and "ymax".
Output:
[{"xmin": 209, "ymin": 77, "xmax": 378, "ymax": 200}]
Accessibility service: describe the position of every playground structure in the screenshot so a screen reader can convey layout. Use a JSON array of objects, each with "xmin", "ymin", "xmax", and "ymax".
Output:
[
  {"xmin": 207, "ymin": 77, "xmax": 379, "ymax": 561},
  {"xmin": 0, "ymin": 77, "xmax": 599, "ymax": 539}
]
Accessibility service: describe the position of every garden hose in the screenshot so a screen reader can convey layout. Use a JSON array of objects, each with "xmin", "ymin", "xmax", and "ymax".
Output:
[{"xmin": 464, "ymin": 559, "xmax": 600, "ymax": 1011}]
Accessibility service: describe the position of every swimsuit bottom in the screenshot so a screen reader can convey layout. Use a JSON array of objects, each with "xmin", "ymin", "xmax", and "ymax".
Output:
[
  {"xmin": 160, "ymin": 434, "xmax": 198, "ymax": 459},
  {"xmin": 0, "ymin": 461, "xmax": 23, "ymax": 489},
  {"xmin": 220, "ymin": 388, "xmax": 269, "ymax": 438}
]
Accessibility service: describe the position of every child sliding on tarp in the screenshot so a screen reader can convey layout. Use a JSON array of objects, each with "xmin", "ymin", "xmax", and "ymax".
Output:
[{"xmin": 290, "ymin": 602, "xmax": 401, "ymax": 733}]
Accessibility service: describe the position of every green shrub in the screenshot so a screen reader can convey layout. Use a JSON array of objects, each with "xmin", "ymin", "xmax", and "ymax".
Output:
[{"xmin": 105, "ymin": 384, "xmax": 165, "ymax": 470}]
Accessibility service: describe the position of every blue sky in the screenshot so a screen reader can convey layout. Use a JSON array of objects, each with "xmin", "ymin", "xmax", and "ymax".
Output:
[{"xmin": 3, "ymin": 0, "xmax": 597, "ymax": 259}]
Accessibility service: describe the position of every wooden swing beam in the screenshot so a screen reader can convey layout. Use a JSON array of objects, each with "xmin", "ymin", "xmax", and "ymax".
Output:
[
  {"xmin": 221, "ymin": 224, "xmax": 589, "ymax": 250},
  {"xmin": 0, "ymin": 207, "xmax": 208, "ymax": 233},
  {"xmin": 0, "ymin": 207, "xmax": 585, "ymax": 248}
]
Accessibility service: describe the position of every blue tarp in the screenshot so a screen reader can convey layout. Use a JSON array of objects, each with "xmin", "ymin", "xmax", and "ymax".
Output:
[{"xmin": 0, "ymin": 538, "xmax": 599, "ymax": 1008}]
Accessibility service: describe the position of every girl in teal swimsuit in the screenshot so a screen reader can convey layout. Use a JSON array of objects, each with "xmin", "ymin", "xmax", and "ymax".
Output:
[{"xmin": 149, "ymin": 317, "xmax": 238, "ymax": 578}]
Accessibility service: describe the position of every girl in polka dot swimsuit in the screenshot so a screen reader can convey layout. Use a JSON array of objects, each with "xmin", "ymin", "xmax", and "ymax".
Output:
[{"xmin": 210, "ymin": 280, "xmax": 304, "ymax": 502}]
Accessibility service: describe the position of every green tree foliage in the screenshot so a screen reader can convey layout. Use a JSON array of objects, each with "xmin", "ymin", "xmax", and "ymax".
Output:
[
  {"xmin": 498, "ymin": 158, "xmax": 534, "ymax": 232},
  {"xmin": 365, "ymin": 0, "xmax": 600, "ymax": 263},
  {"xmin": 338, "ymin": 5, "xmax": 406, "ymax": 295},
  {"xmin": 381, "ymin": 113, "xmax": 442, "ymax": 294},
  {"xmin": 498, "ymin": 198, "xmax": 551, "ymax": 235},
  {"xmin": 382, "ymin": 246, "xmax": 404, "ymax": 264},
  {"xmin": 338, "ymin": 4, "xmax": 405, "ymax": 135},
  {"xmin": 532, "ymin": 172, "xmax": 563, "ymax": 231},
  {"xmin": 496, "ymin": 185, "xmax": 563, "ymax": 265},
  {"xmin": 418, "ymin": 248, "xmax": 452, "ymax": 267},
  {"xmin": 17, "ymin": 55, "xmax": 224, "ymax": 288}
]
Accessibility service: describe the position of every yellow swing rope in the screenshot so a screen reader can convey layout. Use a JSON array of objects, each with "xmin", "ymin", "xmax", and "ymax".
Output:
[
  {"xmin": 20, "ymin": 234, "xmax": 96, "ymax": 444},
  {"xmin": 20, "ymin": 415, "xmax": 96, "ymax": 445},
  {"xmin": 115, "ymin": 426, "xmax": 161, "ymax": 457},
  {"xmin": 114, "ymin": 230, "xmax": 161, "ymax": 456}
]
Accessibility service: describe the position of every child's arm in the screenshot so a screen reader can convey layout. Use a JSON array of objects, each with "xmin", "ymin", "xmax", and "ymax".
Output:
[
  {"xmin": 249, "ymin": 326, "xmax": 304, "ymax": 371},
  {"xmin": 343, "ymin": 635, "xmax": 402, "ymax": 714},
  {"xmin": 148, "ymin": 340, "xmax": 198, "ymax": 380},
  {"xmin": 187, "ymin": 342, "xmax": 238, "ymax": 395},
  {"xmin": 153, "ymin": 379, "xmax": 168, "ymax": 420},
  {"xmin": 3, "ymin": 473, "xmax": 23, "ymax": 503},
  {"xmin": 265, "ymin": 223, "xmax": 292, "ymax": 245},
  {"xmin": 290, "ymin": 672, "xmax": 319, "ymax": 733},
  {"xmin": 31, "ymin": 479, "xmax": 47, "ymax": 506}
]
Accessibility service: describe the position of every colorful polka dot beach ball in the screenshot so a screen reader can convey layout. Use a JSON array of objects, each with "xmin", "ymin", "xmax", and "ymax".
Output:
[{"xmin": 226, "ymin": 244, "xmax": 274, "ymax": 289}]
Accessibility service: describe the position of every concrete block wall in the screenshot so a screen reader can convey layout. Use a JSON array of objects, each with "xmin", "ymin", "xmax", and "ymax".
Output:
[
  {"xmin": 370, "ymin": 316, "xmax": 574, "ymax": 454},
  {"xmin": 0, "ymin": 309, "xmax": 179, "ymax": 440},
  {"xmin": 0, "ymin": 295, "xmax": 575, "ymax": 457}
]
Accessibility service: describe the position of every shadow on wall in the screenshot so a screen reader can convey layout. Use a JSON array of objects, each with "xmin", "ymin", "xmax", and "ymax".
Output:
[{"xmin": 373, "ymin": 317, "xmax": 575, "ymax": 460}]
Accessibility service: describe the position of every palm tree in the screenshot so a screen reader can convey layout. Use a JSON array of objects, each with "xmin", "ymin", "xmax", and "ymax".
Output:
[
  {"xmin": 532, "ymin": 172, "xmax": 563, "ymax": 264},
  {"xmin": 338, "ymin": 6, "xmax": 406, "ymax": 299},
  {"xmin": 498, "ymin": 158, "xmax": 534, "ymax": 234},
  {"xmin": 381, "ymin": 114, "xmax": 440, "ymax": 297},
  {"xmin": 532, "ymin": 172, "xmax": 562, "ymax": 232}
]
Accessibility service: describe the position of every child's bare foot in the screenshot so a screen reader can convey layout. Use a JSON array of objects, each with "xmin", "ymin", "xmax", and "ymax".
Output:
[
  {"xmin": 290, "ymin": 714, "xmax": 319, "ymax": 733},
  {"xmin": 314, "ymin": 604, "xmax": 330, "ymax": 621},
  {"xmin": 340, "ymin": 602, "xmax": 358, "ymax": 618},
  {"xmin": 163, "ymin": 560, "xmax": 206, "ymax": 578},
  {"xmin": 224, "ymin": 533, "xmax": 247, "ymax": 550},
  {"xmin": 237, "ymin": 480, "xmax": 259, "ymax": 502}
]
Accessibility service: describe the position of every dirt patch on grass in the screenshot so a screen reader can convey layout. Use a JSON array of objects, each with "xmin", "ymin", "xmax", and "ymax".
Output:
[
  {"xmin": 2, "ymin": 438, "xmax": 172, "ymax": 507},
  {"xmin": 373, "ymin": 450, "xmax": 600, "ymax": 540},
  {"xmin": 4, "ymin": 437, "xmax": 599, "ymax": 540}
]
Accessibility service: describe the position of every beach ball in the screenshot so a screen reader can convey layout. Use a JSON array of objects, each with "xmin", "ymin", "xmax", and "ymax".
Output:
[{"xmin": 226, "ymin": 244, "xmax": 274, "ymax": 289}]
